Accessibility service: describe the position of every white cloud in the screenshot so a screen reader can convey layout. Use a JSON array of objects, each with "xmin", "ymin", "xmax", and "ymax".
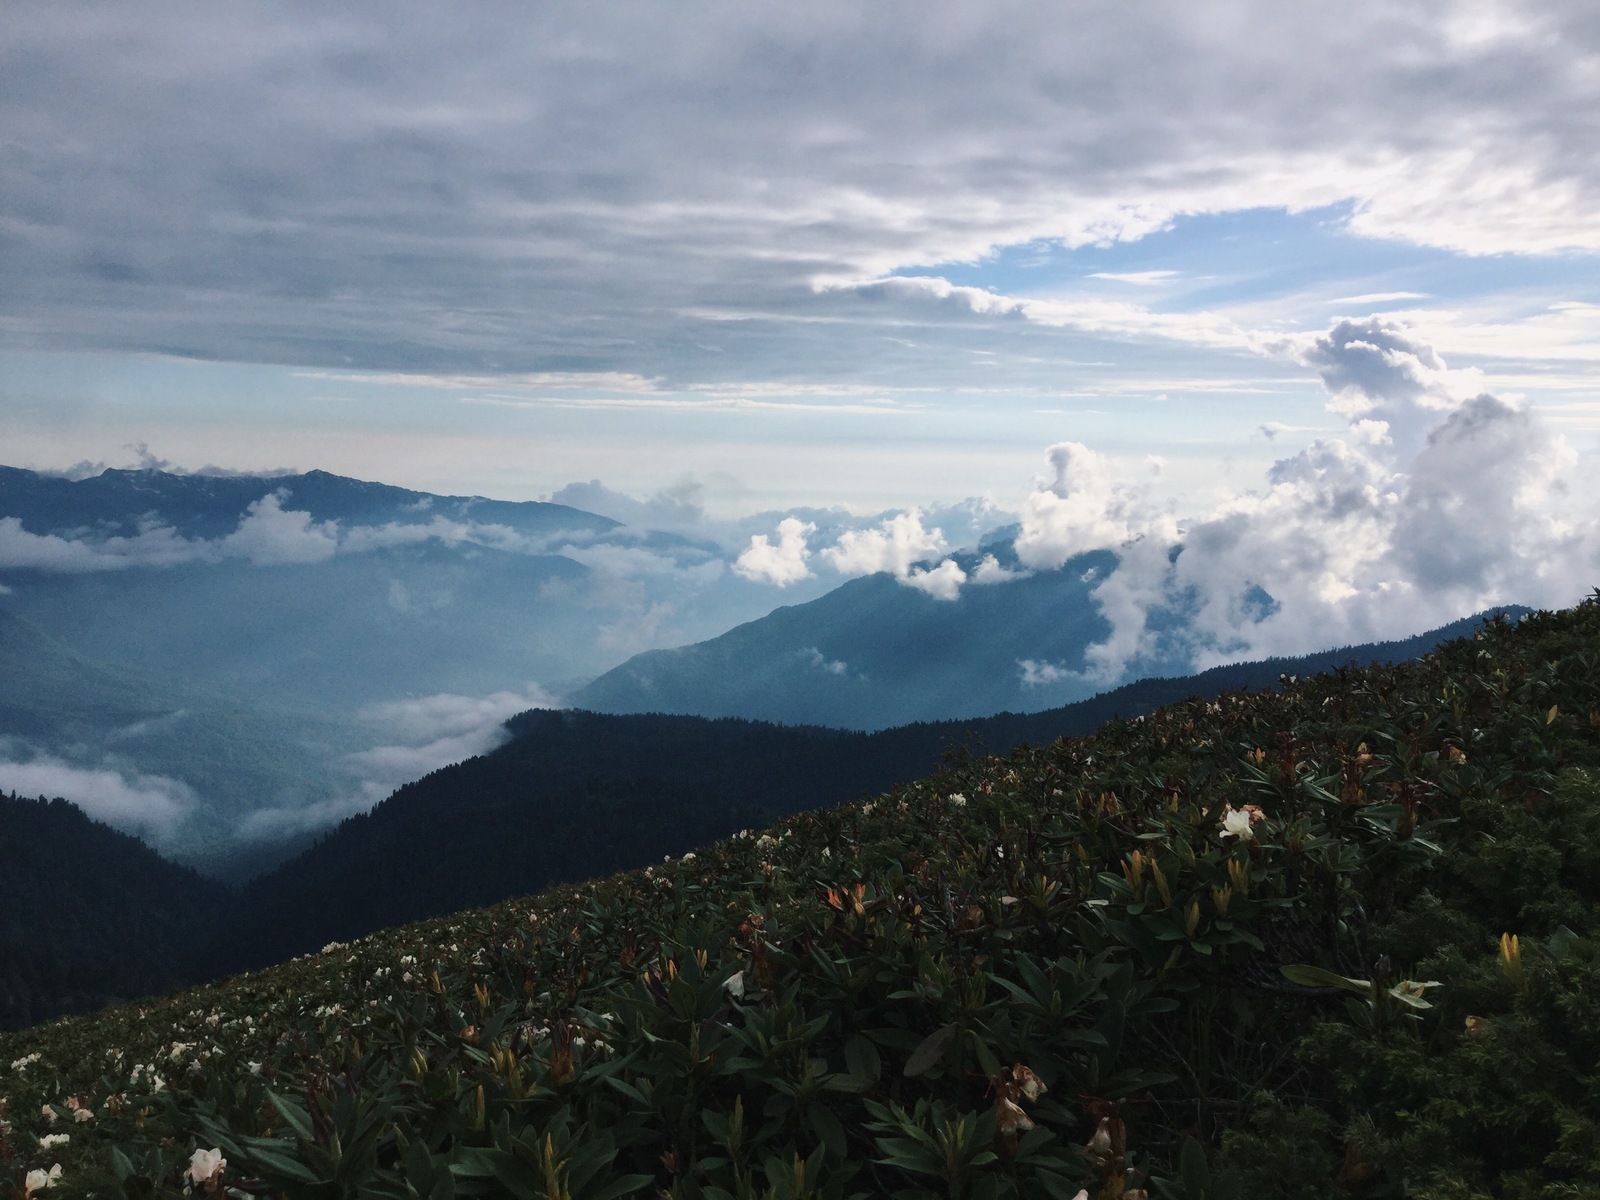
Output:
[
  {"xmin": 902, "ymin": 557, "xmax": 968, "ymax": 601},
  {"xmin": 0, "ymin": 743, "xmax": 195, "ymax": 843},
  {"xmin": 1329, "ymin": 291, "xmax": 1429, "ymax": 306},
  {"xmin": 1004, "ymin": 317, "xmax": 1600, "ymax": 680},
  {"xmin": 1088, "ymin": 271, "xmax": 1180, "ymax": 285},
  {"xmin": 735, "ymin": 518, "xmax": 815, "ymax": 586},
  {"xmin": 218, "ymin": 492, "xmax": 339, "ymax": 566},
  {"xmin": 970, "ymin": 554, "xmax": 1029, "ymax": 584},
  {"xmin": 821, "ymin": 509, "xmax": 949, "ymax": 578},
  {"xmin": 240, "ymin": 685, "xmax": 558, "ymax": 842},
  {"xmin": 1014, "ymin": 442, "xmax": 1162, "ymax": 569},
  {"xmin": 9, "ymin": 1, "xmax": 1600, "ymax": 386},
  {"xmin": 1297, "ymin": 317, "xmax": 1486, "ymax": 460},
  {"xmin": 1017, "ymin": 659, "xmax": 1072, "ymax": 686},
  {"xmin": 0, "ymin": 516, "xmax": 208, "ymax": 572},
  {"xmin": 843, "ymin": 275, "xmax": 1268, "ymax": 354},
  {"xmin": 818, "ymin": 508, "xmax": 973, "ymax": 600}
]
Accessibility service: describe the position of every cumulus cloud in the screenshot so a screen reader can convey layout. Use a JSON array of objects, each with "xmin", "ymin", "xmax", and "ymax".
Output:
[
  {"xmin": 822, "ymin": 510, "xmax": 949, "ymax": 578},
  {"xmin": 1298, "ymin": 318, "xmax": 1486, "ymax": 460},
  {"xmin": 0, "ymin": 742, "xmax": 195, "ymax": 842},
  {"xmin": 902, "ymin": 558, "xmax": 968, "ymax": 601},
  {"xmin": 1014, "ymin": 442, "xmax": 1164, "ymax": 570},
  {"xmin": 817, "ymin": 509, "xmax": 970, "ymax": 600},
  {"xmin": 1007, "ymin": 318, "xmax": 1600, "ymax": 680},
  {"xmin": 217, "ymin": 492, "xmax": 339, "ymax": 566},
  {"xmin": 734, "ymin": 518, "xmax": 815, "ymax": 586}
]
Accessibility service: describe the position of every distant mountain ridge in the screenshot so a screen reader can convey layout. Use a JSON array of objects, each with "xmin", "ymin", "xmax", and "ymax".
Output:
[
  {"xmin": 571, "ymin": 548, "xmax": 1124, "ymax": 728},
  {"xmin": 0, "ymin": 464, "xmax": 619, "ymax": 540},
  {"xmin": 571, "ymin": 545, "xmax": 1513, "ymax": 730},
  {"xmin": 0, "ymin": 465, "xmax": 805, "ymax": 873}
]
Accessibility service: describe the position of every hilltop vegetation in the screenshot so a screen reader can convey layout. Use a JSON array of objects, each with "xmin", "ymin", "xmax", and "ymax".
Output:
[{"xmin": 2, "ymin": 599, "xmax": 1599, "ymax": 1198}]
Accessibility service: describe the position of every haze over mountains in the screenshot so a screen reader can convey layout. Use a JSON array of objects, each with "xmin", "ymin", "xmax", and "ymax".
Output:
[
  {"xmin": 576, "ymin": 546, "xmax": 1127, "ymax": 728},
  {"xmin": 0, "ymin": 465, "xmax": 827, "ymax": 870},
  {"xmin": 0, "ymin": 461, "xmax": 1538, "ymax": 882}
]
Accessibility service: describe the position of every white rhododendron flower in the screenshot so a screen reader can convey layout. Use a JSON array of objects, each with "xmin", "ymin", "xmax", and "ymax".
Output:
[
  {"xmin": 24, "ymin": 1164, "xmax": 62, "ymax": 1195},
  {"xmin": 187, "ymin": 1147, "xmax": 226, "ymax": 1186},
  {"xmin": 1219, "ymin": 807, "xmax": 1255, "ymax": 841}
]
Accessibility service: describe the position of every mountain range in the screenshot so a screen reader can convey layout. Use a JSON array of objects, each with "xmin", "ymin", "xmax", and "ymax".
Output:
[
  {"xmin": 0, "ymin": 462, "xmax": 1535, "ymax": 883},
  {"xmin": 0, "ymin": 465, "xmax": 817, "ymax": 871}
]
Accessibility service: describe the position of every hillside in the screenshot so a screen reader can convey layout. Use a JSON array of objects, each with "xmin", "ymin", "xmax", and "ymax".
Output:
[
  {"xmin": 3, "ymin": 598, "xmax": 1597, "ymax": 1197},
  {"xmin": 569, "ymin": 545, "xmax": 1513, "ymax": 730},
  {"xmin": 569, "ymin": 548, "xmax": 1122, "ymax": 728},
  {"xmin": 205, "ymin": 608, "xmax": 1524, "ymax": 975},
  {"xmin": 0, "ymin": 794, "xmax": 230, "ymax": 1031}
]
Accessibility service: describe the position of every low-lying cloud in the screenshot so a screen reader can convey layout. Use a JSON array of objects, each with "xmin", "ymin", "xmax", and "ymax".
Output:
[
  {"xmin": 734, "ymin": 517, "xmax": 816, "ymax": 586},
  {"xmin": 819, "ymin": 510, "xmax": 968, "ymax": 600},
  {"xmin": 0, "ymin": 740, "xmax": 195, "ymax": 843},
  {"xmin": 236, "ymin": 686, "xmax": 558, "ymax": 842}
]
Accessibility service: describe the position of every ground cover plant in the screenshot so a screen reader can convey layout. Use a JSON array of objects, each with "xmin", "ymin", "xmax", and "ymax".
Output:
[{"xmin": 3, "ymin": 597, "xmax": 1599, "ymax": 1199}]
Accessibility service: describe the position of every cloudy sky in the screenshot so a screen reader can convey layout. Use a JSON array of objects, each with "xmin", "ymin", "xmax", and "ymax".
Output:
[
  {"xmin": 2, "ymin": 2, "xmax": 1594, "ymax": 508},
  {"xmin": 4, "ymin": 3, "xmax": 1599, "ymax": 619}
]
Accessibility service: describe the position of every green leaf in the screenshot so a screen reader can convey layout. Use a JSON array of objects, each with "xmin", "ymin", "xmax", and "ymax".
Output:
[
  {"xmin": 903, "ymin": 1023, "xmax": 958, "ymax": 1077},
  {"xmin": 844, "ymin": 1033, "xmax": 882, "ymax": 1083},
  {"xmin": 1279, "ymin": 964, "xmax": 1370, "ymax": 995},
  {"xmin": 807, "ymin": 1100, "xmax": 849, "ymax": 1159},
  {"xmin": 265, "ymin": 1089, "xmax": 316, "ymax": 1142},
  {"xmin": 108, "ymin": 1145, "xmax": 135, "ymax": 1183}
]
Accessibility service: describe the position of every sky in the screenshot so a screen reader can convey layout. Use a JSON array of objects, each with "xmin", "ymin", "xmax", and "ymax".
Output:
[{"xmin": 3, "ymin": 2, "xmax": 1600, "ymax": 641}]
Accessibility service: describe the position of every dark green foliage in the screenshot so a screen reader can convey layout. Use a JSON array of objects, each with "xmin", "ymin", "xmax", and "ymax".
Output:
[{"xmin": 3, "ymin": 597, "xmax": 1599, "ymax": 1198}]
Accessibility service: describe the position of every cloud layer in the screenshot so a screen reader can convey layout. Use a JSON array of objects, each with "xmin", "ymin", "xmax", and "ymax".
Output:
[
  {"xmin": 0, "ymin": 740, "xmax": 196, "ymax": 843},
  {"xmin": 5, "ymin": 1, "xmax": 1598, "ymax": 385}
]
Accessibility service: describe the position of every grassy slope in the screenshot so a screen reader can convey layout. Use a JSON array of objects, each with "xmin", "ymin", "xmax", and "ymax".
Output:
[{"xmin": 2, "ymin": 601, "xmax": 1598, "ymax": 1199}]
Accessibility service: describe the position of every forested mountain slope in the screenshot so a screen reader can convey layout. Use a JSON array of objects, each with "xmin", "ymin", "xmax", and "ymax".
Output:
[
  {"xmin": 3, "ymin": 599, "xmax": 1596, "ymax": 1196},
  {"xmin": 0, "ymin": 795, "xmax": 229, "ymax": 1031},
  {"xmin": 207, "ymin": 608, "xmax": 1522, "ymax": 974}
]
